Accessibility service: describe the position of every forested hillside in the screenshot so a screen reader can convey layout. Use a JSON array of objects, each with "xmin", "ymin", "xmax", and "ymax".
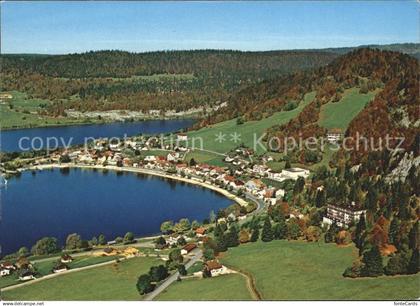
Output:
[
  {"xmin": 0, "ymin": 50, "xmax": 337, "ymax": 115},
  {"xmin": 203, "ymin": 48, "xmax": 419, "ymax": 162}
]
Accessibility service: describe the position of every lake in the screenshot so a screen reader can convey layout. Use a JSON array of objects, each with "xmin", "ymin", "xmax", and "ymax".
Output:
[
  {"xmin": 0, "ymin": 119, "xmax": 194, "ymax": 152},
  {"xmin": 0, "ymin": 168, "xmax": 232, "ymax": 256}
]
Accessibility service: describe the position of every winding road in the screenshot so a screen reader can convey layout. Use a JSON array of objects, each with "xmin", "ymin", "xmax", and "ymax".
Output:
[{"xmin": 143, "ymin": 248, "xmax": 203, "ymax": 301}]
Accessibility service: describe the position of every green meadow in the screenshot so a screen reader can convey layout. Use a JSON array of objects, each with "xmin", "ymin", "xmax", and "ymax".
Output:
[
  {"xmin": 319, "ymin": 88, "xmax": 378, "ymax": 130},
  {"xmin": 156, "ymin": 274, "xmax": 252, "ymax": 301},
  {"xmin": 220, "ymin": 240, "xmax": 420, "ymax": 300},
  {"xmin": 186, "ymin": 92, "xmax": 316, "ymax": 154},
  {"xmin": 1, "ymin": 257, "xmax": 162, "ymax": 301}
]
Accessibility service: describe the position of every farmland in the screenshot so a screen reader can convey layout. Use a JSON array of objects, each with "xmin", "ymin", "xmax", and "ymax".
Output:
[
  {"xmin": 220, "ymin": 240, "xmax": 420, "ymax": 300},
  {"xmin": 1, "ymin": 257, "xmax": 162, "ymax": 301}
]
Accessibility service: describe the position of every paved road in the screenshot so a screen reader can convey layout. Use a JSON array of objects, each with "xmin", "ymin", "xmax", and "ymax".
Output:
[
  {"xmin": 245, "ymin": 192, "xmax": 265, "ymax": 215},
  {"xmin": 143, "ymin": 249, "xmax": 203, "ymax": 301}
]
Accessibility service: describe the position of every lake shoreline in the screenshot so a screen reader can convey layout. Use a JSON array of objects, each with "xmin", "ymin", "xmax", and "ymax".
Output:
[
  {"xmin": 27, "ymin": 163, "xmax": 248, "ymax": 207},
  {"xmin": 1, "ymin": 116, "xmax": 197, "ymax": 132}
]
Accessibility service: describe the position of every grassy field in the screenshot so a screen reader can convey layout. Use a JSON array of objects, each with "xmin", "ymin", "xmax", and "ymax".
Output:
[
  {"xmin": 319, "ymin": 88, "xmax": 378, "ymax": 130},
  {"xmin": 2, "ymin": 257, "xmax": 162, "ymax": 301},
  {"xmin": 186, "ymin": 92, "xmax": 316, "ymax": 154},
  {"xmin": 156, "ymin": 274, "xmax": 252, "ymax": 301},
  {"xmin": 184, "ymin": 150, "xmax": 227, "ymax": 167},
  {"xmin": 0, "ymin": 91, "xmax": 95, "ymax": 130},
  {"xmin": 220, "ymin": 240, "xmax": 419, "ymax": 300}
]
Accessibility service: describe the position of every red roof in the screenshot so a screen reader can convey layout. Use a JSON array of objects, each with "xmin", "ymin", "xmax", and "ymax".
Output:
[
  {"xmin": 195, "ymin": 227, "xmax": 207, "ymax": 235},
  {"xmin": 206, "ymin": 260, "xmax": 223, "ymax": 270},
  {"xmin": 182, "ymin": 243, "xmax": 197, "ymax": 252},
  {"xmin": 224, "ymin": 175, "xmax": 235, "ymax": 182}
]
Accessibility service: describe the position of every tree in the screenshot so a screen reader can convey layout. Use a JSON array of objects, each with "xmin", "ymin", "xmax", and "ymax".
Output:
[
  {"xmin": 250, "ymin": 227, "xmax": 260, "ymax": 242},
  {"xmin": 305, "ymin": 226, "xmax": 322, "ymax": 242},
  {"xmin": 354, "ymin": 214, "xmax": 366, "ymax": 249},
  {"xmin": 18, "ymin": 247, "xmax": 29, "ymax": 257},
  {"xmin": 239, "ymin": 229, "xmax": 250, "ymax": 244},
  {"xmin": 261, "ymin": 217, "xmax": 274, "ymax": 242},
  {"xmin": 407, "ymin": 249, "xmax": 419, "ymax": 274},
  {"xmin": 31, "ymin": 237, "xmax": 59, "ymax": 256},
  {"xmin": 168, "ymin": 249, "xmax": 183, "ymax": 264},
  {"xmin": 287, "ymin": 219, "xmax": 302, "ymax": 240},
  {"xmin": 214, "ymin": 223, "xmax": 228, "ymax": 252},
  {"xmin": 324, "ymin": 223, "xmax": 339, "ymax": 243},
  {"xmin": 384, "ymin": 252, "xmax": 410, "ymax": 275},
  {"xmin": 149, "ymin": 265, "xmax": 169, "ymax": 282},
  {"xmin": 408, "ymin": 222, "xmax": 419, "ymax": 251},
  {"xmin": 273, "ymin": 218, "xmax": 288, "ymax": 240},
  {"xmin": 315, "ymin": 190, "xmax": 326, "ymax": 208},
  {"xmin": 98, "ymin": 234, "xmax": 106, "ymax": 245},
  {"xmin": 343, "ymin": 260, "xmax": 363, "ymax": 278},
  {"xmin": 209, "ymin": 210, "xmax": 216, "ymax": 223},
  {"xmin": 154, "ymin": 236, "xmax": 167, "ymax": 249},
  {"xmin": 388, "ymin": 218, "xmax": 399, "ymax": 245},
  {"xmin": 124, "ymin": 232, "xmax": 135, "ymax": 243},
  {"xmin": 136, "ymin": 274, "xmax": 154, "ymax": 295},
  {"xmin": 90, "ymin": 236, "xmax": 98, "ymax": 246},
  {"xmin": 191, "ymin": 220, "xmax": 200, "ymax": 230},
  {"xmin": 174, "ymin": 218, "xmax": 191, "ymax": 233},
  {"xmin": 293, "ymin": 177, "xmax": 305, "ymax": 195},
  {"xmin": 177, "ymin": 236, "xmax": 187, "ymax": 246},
  {"xmin": 203, "ymin": 247, "xmax": 215, "ymax": 261},
  {"xmin": 160, "ymin": 221, "xmax": 174, "ymax": 234},
  {"xmin": 65, "ymin": 233, "xmax": 82, "ymax": 250},
  {"xmin": 361, "ymin": 246, "xmax": 383, "ymax": 277},
  {"xmin": 189, "ymin": 158, "xmax": 197, "ymax": 167},
  {"xmin": 284, "ymin": 160, "xmax": 291, "ymax": 169},
  {"xmin": 225, "ymin": 224, "xmax": 240, "ymax": 248},
  {"xmin": 178, "ymin": 264, "xmax": 187, "ymax": 276}
]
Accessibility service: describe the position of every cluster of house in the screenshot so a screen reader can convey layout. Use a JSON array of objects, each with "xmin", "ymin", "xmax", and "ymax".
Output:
[{"xmin": 0, "ymin": 260, "xmax": 36, "ymax": 281}]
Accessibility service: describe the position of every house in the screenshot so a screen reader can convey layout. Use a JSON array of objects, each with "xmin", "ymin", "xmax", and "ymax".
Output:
[
  {"xmin": 60, "ymin": 254, "xmax": 73, "ymax": 263},
  {"xmin": 326, "ymin": 128, "xmax": 343, "ymax": 143},
  {"xmin": 205, "ymin": 260, "xmax": 228, "ymax": 277},
  {"xmin": 281, "ymin": 168, "xmax": 310, "ymax": 180},
  {"xmin": 245, "ymin": 179, "xmax": 265, "ymax": 193},
  {"xmin": 0, "ymin": 93, "xmax": 13, "ymax": 100},
  {"xmin": 144, "ymin": 155, "xmax": 156, "ymax": 162},
  {"xmin": 19, "ymin": 270, "xmax": 36, "ymax": 281},
  {"xmin": 0, "ymin": 268, "xmax": 11, "ymax": 277},
  {"xmin": 167, "ymin": 152, "xmax": 180, "ymax": 162},
  {"xmin": 275, "ymin": 189, "xmax": 285, "ymax": 199},
  {"xmin": 52, "ymin": 263, "xmax": 69, "ymax": 273},
  {"xmin": 0, "ymin": 262, "xmax": 15, "ymax": 270},
  {"xmin": 181, "ymin": 243, "xmax": 197, "ymax": 255},
  {"xmin": 177, "ymin": 133, "xmax": 188, "ymax": 142},
  {"xmin": 195, "ymin": 227, "xmax": 207, "ymax": 237},
  {"xmin": 230, "ymin": 179, "xmax": 245, "ymax": 190},
  {"xmin": 323, "ymin": 203, "xmax": 366, "ymax": 227}
]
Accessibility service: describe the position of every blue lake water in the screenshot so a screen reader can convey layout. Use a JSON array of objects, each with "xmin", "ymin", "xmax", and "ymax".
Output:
[
  {"xmin": 0, "ymin": 168, "xmax": 232, "ymax": 256},
  {"xmin": 0, "ymin": 119, "xmax": 194, "ymax": 152}
]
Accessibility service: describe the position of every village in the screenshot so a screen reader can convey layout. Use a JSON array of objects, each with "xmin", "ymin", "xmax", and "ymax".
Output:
[{"xmin": 0, "ymin": 130, "xmax": 370, "ymax": 290}]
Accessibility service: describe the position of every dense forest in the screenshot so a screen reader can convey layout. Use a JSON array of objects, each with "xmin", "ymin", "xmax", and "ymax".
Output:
[
  {"xmin": 0, "ymin": 50, "xmax": 337, "ymax": 115},
  {"xmin": 1, "ymin": 43, "xmax": 418, "ymax": 116}
]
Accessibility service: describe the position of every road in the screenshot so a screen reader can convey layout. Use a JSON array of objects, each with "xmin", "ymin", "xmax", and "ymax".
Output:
[
  {"xmin": 143, "ymin": 249, "xmax": 203, "ymax": 301},
  {"xmin": 245, "ymin": 192, "xmax": 265, "ymax": 215},
  {"xmin": 30, "ymin": 239, "xmax": 156, "ymax": 264}
]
